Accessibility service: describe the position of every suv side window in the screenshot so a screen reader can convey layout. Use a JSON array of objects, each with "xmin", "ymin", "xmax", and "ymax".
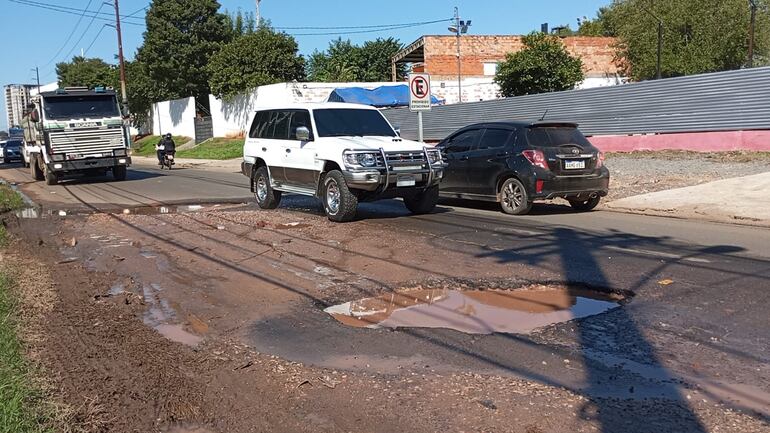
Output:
[
  {"xmin": 264, "ymin": 110, "xmax": 291, "ymax": 140},
  {"xmin": 288, "ymin": 110, "xmax": 312, "ymax": 140},
  {"xmin": 249, "ymin": 111, "xmax": 268, "ymax": 138},
  {"xmin": 478, "ymin": 128, "xmax": 514, "ymax": 150},
  {"xmin": 444, "ymin": 129, "xmax": 481, "ymax": 153}
]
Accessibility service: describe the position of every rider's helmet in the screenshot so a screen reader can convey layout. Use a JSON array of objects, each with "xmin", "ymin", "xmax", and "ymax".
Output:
[{"xmin": 164, "ymin": 133, "xmax": 172, "ymax": 139}]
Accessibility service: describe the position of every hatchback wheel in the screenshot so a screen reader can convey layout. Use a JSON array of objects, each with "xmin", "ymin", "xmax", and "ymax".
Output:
[
  {"xmin": 569, "ymin": 196, "xmax": 601, "ymax": 212},
  {"xmin": 500, "ymin": 178, "xmax": 532, "ymax": 215}
]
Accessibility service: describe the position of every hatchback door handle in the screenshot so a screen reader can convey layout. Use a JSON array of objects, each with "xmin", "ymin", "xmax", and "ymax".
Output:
[
  {"xmin": 459, "ymin": 156, "xmax": 469, "ymax": 161},
  {"xmin": 496, "ymin": 152, "xmax": 510, "ymax": 157}
]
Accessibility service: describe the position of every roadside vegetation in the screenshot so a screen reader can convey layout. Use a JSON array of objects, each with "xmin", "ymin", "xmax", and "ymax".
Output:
[
  {"xmin": 176, "ymin": 137, "xmax": 244, "ymax": 160},
  {"xmin": 606, "ymin": 150, "xmax": 770, "ymax": 163},
  {"xmin": 131, "ymin": 135, "xmax": 191, "ymax": 157},
  {"xmin": 0, "ymin": 186, "xmax": 52, "ymax": 432}
]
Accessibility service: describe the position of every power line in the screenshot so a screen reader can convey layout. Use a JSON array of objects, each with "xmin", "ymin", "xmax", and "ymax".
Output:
[
  {"xmin": 123, "ymin": 4, "xmax": 148, "ymax": 19},
  {"xmin": 62, "ymin": 1, "xmax": 107, "ymax": 61},
  {"xmin": 40, "ymin": 0, "xmax": 93, "ymax": 67},
  {"xmin": 287, "ymin": 19, "xmax": 453, "ymax": 36},
  {"xmin": 8, "ymin": 0, "xmax": 144, "ymax": 25},
  {"xmin": 84, "ymin": 23, "xmax": 112, "ymax": 56},
  {"xmin": 275, "ymin": 18, "xmax": 451, "ymax": 31}
]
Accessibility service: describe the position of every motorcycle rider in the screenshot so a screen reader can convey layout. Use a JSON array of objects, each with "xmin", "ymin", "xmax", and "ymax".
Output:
[{"xmin": 155, "ymin": 133, "xmax": 176, "ymax": 166}]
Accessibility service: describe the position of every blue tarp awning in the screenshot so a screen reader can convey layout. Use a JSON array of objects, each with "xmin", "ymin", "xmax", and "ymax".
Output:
[{"xmin": 327, "ymin": 85, "xmax": 443, "ymax": 107}]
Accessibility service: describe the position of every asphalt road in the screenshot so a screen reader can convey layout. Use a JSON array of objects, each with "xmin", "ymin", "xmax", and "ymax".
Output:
[{"xmin": 3, "ymin": 160, "xmax": 770, "ymax": 423}]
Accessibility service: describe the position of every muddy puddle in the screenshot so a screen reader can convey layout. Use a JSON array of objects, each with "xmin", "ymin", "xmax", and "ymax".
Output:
[
  {"xmin": 324, "ymin": 285, "xmax": 623, "ymax": 335},
  {"xmin": 142, "ymin": 283, "xmax": 204, "ymax": 346},
  {"xmin": 14, "ymin": 203, "xmax": 246, "ymax": 219}
]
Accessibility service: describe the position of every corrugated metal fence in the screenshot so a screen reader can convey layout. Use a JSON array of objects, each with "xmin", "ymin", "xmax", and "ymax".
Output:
[{"xmin": 382, "ymin": 67, "xmax": 770, "ymax": 141}]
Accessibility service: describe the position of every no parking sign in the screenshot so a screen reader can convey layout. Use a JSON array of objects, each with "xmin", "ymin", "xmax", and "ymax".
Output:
[{"xmin": 409, "ymin": 74, "xmax": 431, "ymax": 111}]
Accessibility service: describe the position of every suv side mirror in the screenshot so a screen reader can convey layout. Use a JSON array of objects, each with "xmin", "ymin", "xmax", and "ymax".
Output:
[
  {"xmin": 394, "ymin": 127, "xmax": 401, "ymax": 136},
  {"xmin": 295, "ymin": 126, "xmax": 311, "ymax": 141}
]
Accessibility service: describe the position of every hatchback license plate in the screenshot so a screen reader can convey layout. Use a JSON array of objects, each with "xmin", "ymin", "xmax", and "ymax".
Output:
[
  {"xmin": 564, "ymin": 160, "xmax": 586, "ymax": 169},
  {"xmin": 397, "ymin": 176, "xmax": 416, "ymax": 187}
]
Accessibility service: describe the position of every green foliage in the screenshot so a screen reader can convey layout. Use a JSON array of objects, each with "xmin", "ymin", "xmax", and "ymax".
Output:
[
  {"xmin": 494, "ymin": 32, "xmax": 585, "ymax": 97},
  {"xmin": 0, "ymin": 184, "xmax": 24, "ymax": 215},
  {"xmin": 224, "ymin": 8, "xmax": 256, "ymax": 36},
  {"xmin": 577, "ymin": 7, "xmax": 619, "ymax": 37},
  {"xmin": 176, "ymin": 137, "xmax": 244, "ymax": 159},
  {"xmin": 55, "ymin": 56, "xmax": 118, "ymax": 89},
  {"xmin": 307, "ymin": 37, "xmax": 406, "ymax": 82},
  {"xmin": 587, "ymin": 0, "xmax": 770, "ymax": 80},
  {"xmin": 134, "ymin": 0, "xmax": 231, "ymax": 105},
  {"xmin": 0, "ymin": 272, "xmax": 53, "ymax": 432},
  {"xmin": 131, "ymin": 135, "xmax": 190, "ymax": 156},
  {"xmin": 207, "ymin": 27, "xmax": 306, "ymax": 99}
]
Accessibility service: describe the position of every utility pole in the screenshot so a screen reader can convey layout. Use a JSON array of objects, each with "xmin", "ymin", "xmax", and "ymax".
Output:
[
  {"xmin": 256, "ymin": 0, "xmax": 261, "ymax": 28},
  {"xmin": 642, "ymin": 5, "xmax": 663, "ymax": 80},
  {"xmin": 33, "ymin": 67, "xmax": 40, "ymax": 94},
  {"xmin": 455, "ymin": 7, "xmax": 461, "ymax": 103},
  {"xmin": 748, "ymin": 0, "xmax": 757, "ymax": 68},
  {"xmin": 113, "ymin": 0, "xmax": 129, "ymax": 115}
]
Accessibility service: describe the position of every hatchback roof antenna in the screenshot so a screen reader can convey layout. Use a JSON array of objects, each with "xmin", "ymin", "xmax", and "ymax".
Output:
[{"xmin": 539, "ymin": 109, "xmax": 549, "ymax": 121}]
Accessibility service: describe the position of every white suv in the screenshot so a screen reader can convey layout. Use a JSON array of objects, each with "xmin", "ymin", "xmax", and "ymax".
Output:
[{"xmin": 241, "ymin": 103, "xmax": 445, "ymax": 222}]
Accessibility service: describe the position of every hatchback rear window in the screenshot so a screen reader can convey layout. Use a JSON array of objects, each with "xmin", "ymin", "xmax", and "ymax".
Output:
[{"xmin": 526, "ymin": 127, "xmax": 592, "ymax": 147}]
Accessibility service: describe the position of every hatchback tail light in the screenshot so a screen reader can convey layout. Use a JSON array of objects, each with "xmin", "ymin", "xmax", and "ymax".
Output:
[
  {"xmin": 596, "ymin": 151, "xmax": 606, "ymax": 168},
  {"xmin": 522, "ymin": 149, "xmax": 549, "ymax": 170}
]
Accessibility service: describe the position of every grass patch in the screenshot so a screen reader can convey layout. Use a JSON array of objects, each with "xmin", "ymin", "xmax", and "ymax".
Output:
[
  {"xmin": 176, "ymin": 137, "xmax": 244, "ymax": 160},
  {"xmin": 0, "ymin": 184, "xmax": 24, "ymax": 214},
  {"xmin": 131, "ymin": 135, "xmax": 191, "ymax": 157},
  {"xmin": 606, "ymin": 150, "xmax": 770, "ymax": 163},
  {"xmin": 0, "ymin": 273, "xmax": 52, "ymax": 432}
]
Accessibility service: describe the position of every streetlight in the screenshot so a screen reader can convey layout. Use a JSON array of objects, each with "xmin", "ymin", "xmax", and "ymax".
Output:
[
  {"xmin": 641, "ymin": 5, "xmax": 663, "ymax": 80},
  {"xmin": 448, "ymin": 7, "xmax": 471, "ymax": 103}
]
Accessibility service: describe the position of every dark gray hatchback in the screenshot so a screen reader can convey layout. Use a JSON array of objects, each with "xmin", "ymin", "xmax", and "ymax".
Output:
[{"xmin": 436, "ymin": 121, "xmax": 609, "ymax": 215}]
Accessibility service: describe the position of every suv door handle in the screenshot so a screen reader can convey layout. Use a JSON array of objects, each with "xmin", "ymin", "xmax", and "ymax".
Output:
[
  {"xmin": 261, "ymin": 147, "xmax": 267, "ymax": 152},
  {"xmin": 285, "ymin": 148, "xmax": 291, "ymax": 153}
]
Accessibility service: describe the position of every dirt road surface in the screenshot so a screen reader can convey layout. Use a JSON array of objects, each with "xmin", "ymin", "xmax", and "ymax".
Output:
[{"xmin": 1, "ymin": 160, "xmax": 769, "ymax": 433}]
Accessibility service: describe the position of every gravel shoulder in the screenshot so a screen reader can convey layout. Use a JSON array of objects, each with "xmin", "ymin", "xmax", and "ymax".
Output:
[{"xmin": 604, "ymin": 151, "xmax": 770, "ymax": 202}]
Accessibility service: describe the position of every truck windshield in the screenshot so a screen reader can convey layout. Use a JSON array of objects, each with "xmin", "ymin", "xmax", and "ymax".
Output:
[
  {"xmin": 526, "ymin": 127, "xmax": 592, "ymax": 148},
  {"xmin": 43, "ymin": 95, "xmax": 120, "ymax": 120},
  {"xmin": 313, "ymin": 109, "xmax": 396, "ymax": 137}
]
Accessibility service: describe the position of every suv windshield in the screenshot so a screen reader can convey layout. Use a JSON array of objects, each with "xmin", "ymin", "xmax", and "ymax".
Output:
[
  {"xmin": 313, "ymin": 109, "xmax": 396, "ymax": 137},
  {"xmin": 43, "ymin": 95, "xmax": 120, "ymax": 120},
  {"xmin": 526, "ymin": 126, "xmax": 592, "ymax": 148},
  {"xmin": 4, "ymin": 140, "xmax": 21, "ymax": 148}
]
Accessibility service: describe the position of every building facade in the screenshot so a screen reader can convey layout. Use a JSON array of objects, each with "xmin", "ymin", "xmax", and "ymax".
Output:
[
  {"xmin": 4, "ymin": 84, "xmax": 37, "ymax": 129},
  {"xmin": 392, "ymin": 35, "xmax": 624, "ymax": 104}
]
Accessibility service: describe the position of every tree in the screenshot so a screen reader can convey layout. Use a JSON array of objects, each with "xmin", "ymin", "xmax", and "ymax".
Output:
[
  {"xmin": 134, "ymin": 0, "xmax": 231, "ymax": 105},
  {"xmin": 55, "ymin": 56, "xmax": 118, "ymax": 89},
  {"xmin": 307, "ymin": 37, "xmax": 406, "ymax": 82},
  {"xmin": 494, "ymin": 32, "xmax": 585, "ymax": 97},
  {"xmin": 577, "ymin": 7, "xmax": 619, "ymax": 37},
  {"xmin": 207, "ymin": 27, "xmax": 306, "ymax": 99},
  {"xmin": 583, "ymin": 0, "xmax": 770, "ymax": 80}
]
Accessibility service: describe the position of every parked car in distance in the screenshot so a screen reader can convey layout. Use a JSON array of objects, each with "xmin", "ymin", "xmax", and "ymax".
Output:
[
  {"xmin": 436, "ymin": 122, "xmax": 609, "ymax": 215},
  {"xmin": 2, "ymin": 139, "xmax": 24, "ymax": 163},
  {"xmin": 241, "ymin": 103, "xmax": 446, "ymax": 222}
]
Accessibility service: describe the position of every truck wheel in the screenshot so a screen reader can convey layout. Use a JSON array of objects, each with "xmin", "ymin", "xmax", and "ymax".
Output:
[
  {"xmin": 113, "ymin": 165, "xmax": 127, "ymax": 181},
  {"xmin": 323, "ymin": 170, "xmax": 357, "ymax": 222},
  {"xmin": 45, "ymin": 170, "xmax": 58, "ymax": 186},
  {"xmin": 3, "ymin": 158, "xmax": 9, "ymax": 164},
  {"xmin": 500, "ymin": 178, "xmax": 532, "ymax": 215},
  {"xmin": 569, "ymin": 196, "xmax": 601, "ymax": 212},
  {"xmin": 404, "ymin": 185, "xmax": 439, "ymax": 215},
  {"xmin": 253, "ymin": 166, "xmax": 281, "ymax": 209},
  {"xmin": 30, "ymin": 157, "xmax": 44, "ymax": 181}
]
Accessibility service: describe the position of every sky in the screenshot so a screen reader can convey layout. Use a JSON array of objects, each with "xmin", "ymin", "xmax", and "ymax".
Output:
[{"xmin": 0, "ymin": 0, "xmax": 610, "ymax": 131}]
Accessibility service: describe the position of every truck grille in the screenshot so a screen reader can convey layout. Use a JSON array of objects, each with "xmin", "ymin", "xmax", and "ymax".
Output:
[
  {"xmin": 49, "ymin": 128, "xmax": 124, "ymax": 157},
  {"xmin": 384, "ymin": 151, "xmax": 426, "ymax": 168}
]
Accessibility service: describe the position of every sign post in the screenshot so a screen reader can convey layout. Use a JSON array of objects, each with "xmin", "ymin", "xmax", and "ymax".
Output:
[{"xmin": 409, "ymin": 73, "xmax": 431, "ymax": 142}]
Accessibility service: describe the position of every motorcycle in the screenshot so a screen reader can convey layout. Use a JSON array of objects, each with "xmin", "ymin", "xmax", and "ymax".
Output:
[{"xmin": 161, "ymin": 150, "xmax": 175, "ymax": 170}]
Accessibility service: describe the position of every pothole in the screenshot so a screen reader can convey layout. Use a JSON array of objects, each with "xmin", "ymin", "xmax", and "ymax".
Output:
[{"xmin": 324, "ymin": 284, "xmax": 626, "ymax": 335}]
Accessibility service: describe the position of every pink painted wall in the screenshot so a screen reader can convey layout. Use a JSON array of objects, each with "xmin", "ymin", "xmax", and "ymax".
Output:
[{"xmin": 588, "ymin": 130, "xmax": 770, "ymax": 152}]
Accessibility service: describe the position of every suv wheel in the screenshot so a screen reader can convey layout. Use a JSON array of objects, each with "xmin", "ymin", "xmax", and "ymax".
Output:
[
  {"xmin": 569, "ymin": 196, "xmax": 601, "ymax": 212},
  {"xmin": 500, "ymin": 178, "xmax": 532, "ymax": 215},
  {"xmin": 253, "ymin": 166, "xmax": 281, "ymax": 209},
  {"xmin": 404, "ymin": 185, "xmax": 439, "ymax": 215},
  {"xmin": 323, "ymin": 170, "xmax": 358, "ymax": 222}
]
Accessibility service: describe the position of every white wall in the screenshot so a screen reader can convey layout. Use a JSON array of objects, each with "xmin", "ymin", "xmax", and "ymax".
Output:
[
  {"xmin": 151, "ymin": 96, "xmax": 196, "ymax": 138},
  {"xmin": 209, "ymin": 81, "xmax": 403, "ymax": 138}
]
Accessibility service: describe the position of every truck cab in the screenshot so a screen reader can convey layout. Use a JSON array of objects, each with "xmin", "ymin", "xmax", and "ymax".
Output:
[{"xmin": 25, "ymin": 87, "xmax": 131, "ymax": 185}]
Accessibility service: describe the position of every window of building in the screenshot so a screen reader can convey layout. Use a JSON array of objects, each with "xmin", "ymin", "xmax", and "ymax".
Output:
[{"xmin": 483, "ymin": 62, "xmax": 498, "ymax": 76}]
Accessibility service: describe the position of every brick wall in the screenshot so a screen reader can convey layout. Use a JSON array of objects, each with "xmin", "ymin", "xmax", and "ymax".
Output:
[{"xmin": 421, "ymin": 35, "xmax": 619, "ymax": 79}]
